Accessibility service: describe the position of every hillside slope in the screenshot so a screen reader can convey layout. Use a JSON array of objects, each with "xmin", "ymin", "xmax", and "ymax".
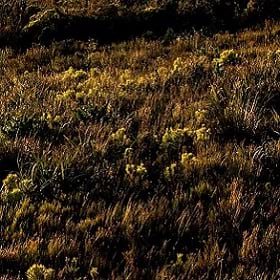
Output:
[
  {"xmin": 1, "ymin": 0, "xmax": 280, "ymax": 47},
  {"xmin": 1, "ymin": 9, "xmax": 280, "ymax": 280}
]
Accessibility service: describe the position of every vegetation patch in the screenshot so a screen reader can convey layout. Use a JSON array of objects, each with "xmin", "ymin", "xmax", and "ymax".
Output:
[{"xmin": 1, "ymin": 1, "xmax": 280, "ymax": 280}]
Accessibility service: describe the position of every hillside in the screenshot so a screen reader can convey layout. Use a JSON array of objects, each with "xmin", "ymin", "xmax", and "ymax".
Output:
[
  {"xmin": 1, "ymin": 1, "xmax": 280, "ymax": 280},
  {"xmin": 1, "ymin": 0, "xmax": 280, "ymax": 47}
]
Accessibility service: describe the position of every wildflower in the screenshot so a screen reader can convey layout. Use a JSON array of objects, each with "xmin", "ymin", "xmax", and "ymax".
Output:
[
  {"xmin": 52, "ymin": 115, "xmax": 61, "ymax": 124},
  {"xmin": 45, "ymin": 113, "xmax": 62, "ymax": 129},
  {"xmin": 75, "ymin": 91, "xmax": 85, "ymax": 100},
  {"xmin": 268, "ymin": 49, "xmax": 280, "ymax": 61},
  {"xmin": 74, "ymin": 69, "xmax": 87, "ymax": 80},
  {"xmin": 62, "ymin": 67, "xmax": 87, "ymax": 82},
  {"xmin": 135, "ymin": 75, "xmax": 146, "ymax": 86},
  {"xmin": 1, "ymin": 173, "xmax": 25, "ymax": 203},
  {"xmin": 26, "ymin": 263, "xmax": 55, "ymax": 280},
  {"xmin": 219, "ymin": 49, "xmax": 237, "ymax": 65},
  {"xmin": 19, "ymin": 178, "xmax": 32, "ymax": 191},
  {"xmin": 56, "ymin": 89, "xmax": 75, "ymax": 101},
  {"xmin": 6, "ymin": 187, "xmax": 23, "ymax": 203},
  {"xmin": 136, "ymin": 163, "xmax": 147, "ymax": 175},
  {"xmin": 220, "ymin": 49, "xmax": 237, "ymax": 62},
  {"xmin": 119, "ymin": 69, "xmax": 133, "ymax": 86},
  {"xmin": 90, "ymin": 67, "xmax": 100, "ymax": 77}
]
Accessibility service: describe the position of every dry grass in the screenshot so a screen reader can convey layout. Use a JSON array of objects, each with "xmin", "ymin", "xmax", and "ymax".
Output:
[{"xmin": 1, "ymin": 3, "xmax": 280, "ymax": 279}]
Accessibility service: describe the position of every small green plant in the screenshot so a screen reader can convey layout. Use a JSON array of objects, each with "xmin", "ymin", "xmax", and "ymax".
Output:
[
  {"xmin": 194, "ymin": 125, "xmax": 211, "ymax": 142},
  {"xmin": 1, "ymin": 173, "xmax": 24, "ymax": 203},
  {"xmin": 180, "ymin": 152, "xmax": 196, "ymax": 166},
  {"xmin": 44, "ymin": 112, "xmax": 62, "ymax": 129},
  {"xmin": 212, "ymin": 49, "xmax": 239, "ymax": 73},
  {"xmin": 164, "ymin": 163, "xmax": 177, "ymax": 180},
  {"xmin": 62, "ymin": 67, "xmax": 87, "ymax": 82},
  {"xmin": 90, "ymin": 267, "xmax": 99, "ymax": 279},
  {"xmin": 125, "ymin": 162, "xmax": 147, "ymax": 178},
  {"xmin": 161, "ymin": 127, "xmax": 192, "ymax": 148},
  {"xmin": 111, "ymin": 127, "xmax": 128, "ymax": 144},
  {"xmin": 194, "ymin": 109, "xmax": 208, "ymax": 125}
]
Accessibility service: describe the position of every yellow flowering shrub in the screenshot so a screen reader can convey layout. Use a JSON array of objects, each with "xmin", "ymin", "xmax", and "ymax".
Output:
[
  {"xmin": 45, "ymin": 113, "xmax": 62, "ymax": 129},
  {"xmin": 164, "ymin": 163, "xmax": 177, "ymax": 180},
  {"xmin": 172, "ymin": 57, "xmax": 185, "ymax": 73},
  {"xmin": 161, "ymin": 127, "xmax": 192, "ymax": 147},
  {"xmin": 111, "ymin": 127, "xmax": 129, "ymax": 144},
  {"xmin": 3, "ymin": 173, "xmax": 19, "ymax": 190},
  {"xmin": 26, "ymin": 263, "xmax": 55, "ymax": 280},
  {"xmin": 212, "ymin": 49, "xmax": 239, "ymax": 73},
  {"xmin": 268, "ymin": 49, "xmax": 280, "ymax": 61},
  {"xmin": 125, "ymin": 163, "xmax": 147, "ymax": 178},
  {"xmin": 1, "ymin": 173, "xmax": 24, "ymax": 203},
  {"xmin": 194, "ymin": 109, "xmax": 208, "ymax": 125},
  {"xmin": 62, "ymin": 67, "xmax": 87, "ymax": 83},
  {"xmin": 180, "ymin": 152, "xmax": 196, "ymax": 166},
  {"xmin": 194, "ymin": 126, "xmax": 211, "ymax": 142}
]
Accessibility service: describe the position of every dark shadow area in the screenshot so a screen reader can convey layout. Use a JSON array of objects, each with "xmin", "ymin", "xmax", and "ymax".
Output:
[{"xmin": 1, "ymin": 4, "xmax": 279, "ymax": 50}]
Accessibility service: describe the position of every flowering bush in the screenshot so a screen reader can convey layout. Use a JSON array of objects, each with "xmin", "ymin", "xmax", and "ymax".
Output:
[
  {"xmin": 212, "ymin": 49, "xmax": 239, "ymax": 73},
  {"xmin": 125, "ymin": 162, "xmax": 147, "ymax": 178},
  {"xmin": 26, "ymin": 263, "xmax": 55, "ymax": 280}
]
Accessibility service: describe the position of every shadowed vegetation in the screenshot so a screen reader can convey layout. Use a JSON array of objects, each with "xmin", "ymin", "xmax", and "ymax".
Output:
[{"xmin": 1, "ymin": 0, "xmax": 280, "ymax": 47}]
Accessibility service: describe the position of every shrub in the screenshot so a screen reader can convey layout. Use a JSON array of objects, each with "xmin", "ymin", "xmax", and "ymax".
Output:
[
  {"xmin": 212, "ymin": 49, "xmax": 239, "ymax": 74},
  {"xmin": 26, "ymin": 264, "xmax": 55, "ymax": 280}
]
